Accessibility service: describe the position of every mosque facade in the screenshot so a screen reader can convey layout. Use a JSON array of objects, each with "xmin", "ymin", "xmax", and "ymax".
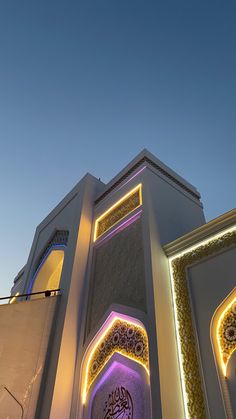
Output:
[{"xmin": 0, "ymin": 149, "xmax": 235, "ymax": 419}]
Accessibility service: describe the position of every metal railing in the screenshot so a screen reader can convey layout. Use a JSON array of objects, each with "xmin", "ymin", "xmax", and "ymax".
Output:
[{"xmin": 0, "ymin": 289, "xmax": 61, "ymax": 303}]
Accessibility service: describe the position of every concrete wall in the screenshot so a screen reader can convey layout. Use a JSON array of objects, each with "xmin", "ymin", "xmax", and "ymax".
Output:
[{"xmin": 0, "ymin": 297, "xmax": 57, "ymax": 418}]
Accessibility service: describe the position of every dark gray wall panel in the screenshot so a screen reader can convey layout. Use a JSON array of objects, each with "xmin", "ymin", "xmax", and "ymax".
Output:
[{"xmin": 87, "ymin": 219, "xmax": 146, "ymax": 335}]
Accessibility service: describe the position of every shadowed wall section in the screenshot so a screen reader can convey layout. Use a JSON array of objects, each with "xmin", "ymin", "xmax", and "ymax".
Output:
[{"xmin": 86, "ymin": 219, "xmax": 146, "ymax": 335}]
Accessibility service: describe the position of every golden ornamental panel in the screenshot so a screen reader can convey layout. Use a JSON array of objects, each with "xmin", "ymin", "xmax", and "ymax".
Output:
[
  {"xmin": 171, "ymin": 229, "xmax": 236, "ymax": 419},
  {"xmin": 218, "ymin": 300, "xmax": 236, "ymax": 370},
  {"xmin": 87, "ymin": 319, "xmax": 149, "ymax": 395},
  {"xmin": 94, "ymin": 184, "xmax": 142, "ymax": 240}
]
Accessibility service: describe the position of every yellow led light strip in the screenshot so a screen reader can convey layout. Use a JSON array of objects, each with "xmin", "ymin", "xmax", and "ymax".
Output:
[
  {"xmin": 94, "ymin": 183, "xmax": 142, "ymax": 241},
  {"xmin": 82, "ymin": 315, "xmax": 149, "ymax": 404},
  {"xmin": 9, "ymin": 292, "xmax": 20, "ymax": 304},
  {"xmin": 216, "ymin": 296, "xmax": 236, "ymax": 377},
  {"xmin": 169, "ymin": 225, "xmax": 236, "ymax": 419}
]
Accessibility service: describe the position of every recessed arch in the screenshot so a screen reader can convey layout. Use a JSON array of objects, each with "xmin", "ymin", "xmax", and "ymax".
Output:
[
  {"xmin": 29, "ymin": 246, "xmax": 65, "ymax": 299},
  {"xmin": 81, "ymin": 312, "xmax": 149, "ymax": 405},
  {"xmin": 86, "ymin": 353, "xmax": 151, "ymax": 419}
]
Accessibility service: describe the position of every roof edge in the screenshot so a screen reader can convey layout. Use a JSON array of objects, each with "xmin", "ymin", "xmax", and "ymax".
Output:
[
  {"xmin": 95, "ymin": 149, "xmax": 201, "ymax": 204},
  {"xmin": 164, "ymin": 208, "xmax": 236, "ymax": 257}
]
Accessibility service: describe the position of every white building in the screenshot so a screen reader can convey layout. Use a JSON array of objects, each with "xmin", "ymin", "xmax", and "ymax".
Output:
[{"xmin": 1, "ymin": 149, "xmax": 235, "ymax": 419}]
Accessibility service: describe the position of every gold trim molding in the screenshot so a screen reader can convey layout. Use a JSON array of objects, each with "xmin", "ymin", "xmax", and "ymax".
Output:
[
  {"xmin": 94, "ymin": 184, "xmax": 142, "ymax": 241},
  {"xmin": 170, "ymin": 228, "xmax": 236, "ymax": 418},
  {"xmin": 87, "ymin": 319, "xmax": 148, "ymax": 395}
]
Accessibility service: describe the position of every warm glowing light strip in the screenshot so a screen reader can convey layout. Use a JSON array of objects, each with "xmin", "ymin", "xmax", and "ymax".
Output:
[
  {"xmin": 169, "ymin": 262, "xmax": 189, "ymax": 419},
  {"xmin": 94, "ymin": 184, "xmax": 142, "ymax": 241},
  {"xmin": 82, "ymin": 314, "xmax": 149, "ymax": 404},
  {"xmin": 95, "ymin": 209, "xmax": 142, "ymax": 245},
  {"xmin": 9, "ymin": 292, "xmax": 20, "ymax": 304},
  {"xmin": 169, "ymin": 225, "xmax": 236, "ymax": 419},
  {"xmin": 216, "ymin": 296, "xmax": 236, "ymax": 377}
]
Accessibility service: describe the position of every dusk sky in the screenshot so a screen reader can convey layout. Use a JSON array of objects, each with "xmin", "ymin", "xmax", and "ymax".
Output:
[{"xmin": 0, "ymin": 0, "xmax": 235, "ymax": 297}]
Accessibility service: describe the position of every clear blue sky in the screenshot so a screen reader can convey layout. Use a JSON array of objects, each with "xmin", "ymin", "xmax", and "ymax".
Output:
[{"xmin": 0, "ymin": 0, "xmax": 235, "ymax": 297}]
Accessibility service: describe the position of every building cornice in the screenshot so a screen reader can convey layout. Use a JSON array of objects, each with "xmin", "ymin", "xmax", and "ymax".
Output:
[
  {"xmin": 164, "ymin": 209, "xmax": 236, "ymax": 257},
  {"xmin": 95, "ymin": 149, "xmax": 201, "ymax": 205}
]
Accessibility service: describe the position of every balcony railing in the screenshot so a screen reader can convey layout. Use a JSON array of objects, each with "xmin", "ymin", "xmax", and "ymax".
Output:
[{"xmin": 0, "ymin": 289, "xmax": 61, "ymax": 304}]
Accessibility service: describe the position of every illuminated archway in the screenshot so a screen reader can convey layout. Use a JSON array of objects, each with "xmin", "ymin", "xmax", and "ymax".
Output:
[
  {"xmin": 211, "ymin": 288, "xmax": 236, "ymax": 377},
  {"xmin": 29, "ymin": 247, "xmax": 65, "ymax": 299},
  {"xmin": 87, "ymin": 354, "xmax": 150, "ymax": 419},
  {"xmin": 81, "ymin": 312, "xmax": 149, "ymax": 405}
]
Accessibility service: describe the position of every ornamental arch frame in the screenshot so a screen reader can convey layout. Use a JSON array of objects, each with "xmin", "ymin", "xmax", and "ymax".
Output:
[
  {"xmin": 83, "ymin": 352, "xmax": 151, "ymax": 419},
  {"xmin": 80, "ymin": 305, "xmax": 151, "ymax": 417},
  {"xmin": 211, "ymin": 286, "xmax": 236, "ymax": 417}
]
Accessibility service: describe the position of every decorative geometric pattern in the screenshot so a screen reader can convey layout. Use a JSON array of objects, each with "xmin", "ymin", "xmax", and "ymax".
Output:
[
  {"xmin": 94, "ymin": 185, "xmax": 142, "ymax": 240},
  {"xmin": 87, "ymin": 219, "xmax": 146, "ymax": 336},
  {"xmin": 218, "ymin": 300, "xmax": 236, "ymax": 372},
  {"xmin": 86, "ymin": 319, "xmax": 149, "ymax": 397},
  {"xmin": 103, "ymin": 386, "xmax": 133, "ymax": 419},
  {"xmin": 171, "ymin": 229, "xmax": 236, "ymax": 419}
]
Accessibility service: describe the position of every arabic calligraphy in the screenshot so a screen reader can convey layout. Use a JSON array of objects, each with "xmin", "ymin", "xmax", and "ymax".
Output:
[{"xmin": 103, "ymin": 386, "xmax": 133, "ymax": 419}]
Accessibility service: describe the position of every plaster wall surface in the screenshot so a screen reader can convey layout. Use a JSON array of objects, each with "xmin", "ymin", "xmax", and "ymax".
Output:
[
  {"xmin": 145, "ymin": 169, "xmax": 205, "ymax": 245},
  {"xmin": 11, "ymin": 269, "xmax": 25, "ymax": 296},
  {"xmin": 188, "ymin": 246, "xmax": 236, "ymax": 418},
  {"xmin": 0, "ymin": 296, "xmax": 57, "ymax": 418},
  {"xmin": 90, "ymin": 362, "xmax": 148, "ymax": 419},
  {"xmin": 9, "ymin": 174, "xmax": 103, "ymax": 419},
  {"xmin": 38, "ymin": 176, "xmax": 103, "ymax": 419},
  {"xmin": 143, "ymin": 175, "xmax": 185, "ymax": 418}
]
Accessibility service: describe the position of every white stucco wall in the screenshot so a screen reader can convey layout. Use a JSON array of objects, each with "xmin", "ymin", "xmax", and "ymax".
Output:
[{"xmin": 0, "ymin": 296, "xmax": 57, "ymax": 418}]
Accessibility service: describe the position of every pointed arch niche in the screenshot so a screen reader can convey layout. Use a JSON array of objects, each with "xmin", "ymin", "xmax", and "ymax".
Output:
[
  {"xmin": 211, "ymin": 287, "xmax": 236, "ymax": 417},
  {"xmin": 29, "ymin": 246, "xmax": 65, "ymax": 299},
  {"xmin": 81, "ymin": 312, "xmax": 151, "ymax": 419}
]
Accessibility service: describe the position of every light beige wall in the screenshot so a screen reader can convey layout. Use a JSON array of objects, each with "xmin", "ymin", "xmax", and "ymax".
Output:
[
  {"xmin": 142, "ymin": 194, "xmax": 183, "ymax": 417},
  {"xmin": 0, "ymin": 297, "xmax": 57, "ymax": 418}
]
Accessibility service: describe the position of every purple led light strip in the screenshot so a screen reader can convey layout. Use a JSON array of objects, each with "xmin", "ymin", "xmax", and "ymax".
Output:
[
  {"xmin": 96, "ymin": 209, "xmax": 142, "ymax": 245},
  {"xmin": 117, "ymin": 165, "xmax": 147, "ymax": 192}
]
